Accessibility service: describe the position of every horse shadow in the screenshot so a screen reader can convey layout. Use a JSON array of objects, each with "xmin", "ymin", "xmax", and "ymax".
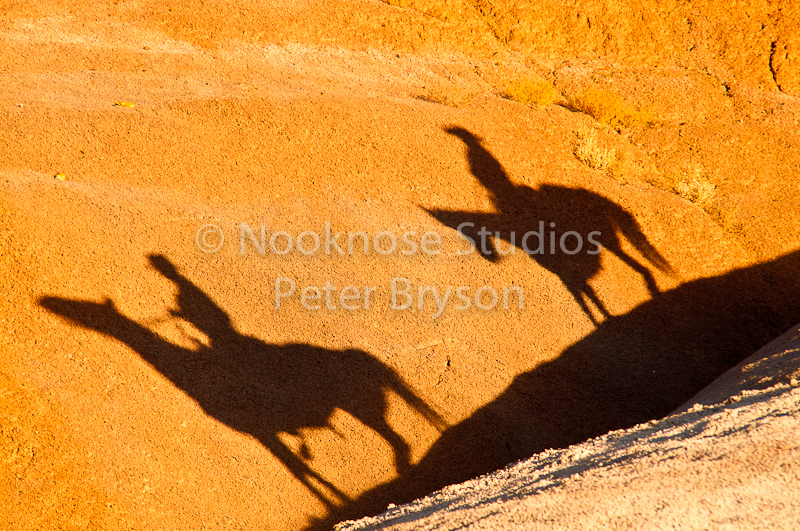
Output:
[
  {"xmin": 426, "ymin": 126, "xmax": 674, "ymax": 324},
  {"xmin": 306, "ymin": 248, "xmax": 800, "ymax": 530},
  {"xmin": 39, "ymin": 254, "xmax": 447, "ymax": 510}
]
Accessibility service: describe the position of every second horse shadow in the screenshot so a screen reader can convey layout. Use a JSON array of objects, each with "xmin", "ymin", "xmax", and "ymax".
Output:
[
  {"xmin": 427, "ymin": 126, "xmax": 674, "ymax": 324},
  {"xmin": 307, "ymin": 247, "xmax": 800, "ymax": 531},
  {"xmin": 40, "ymin": 254, "xmax": 446, "ymax": 510}
]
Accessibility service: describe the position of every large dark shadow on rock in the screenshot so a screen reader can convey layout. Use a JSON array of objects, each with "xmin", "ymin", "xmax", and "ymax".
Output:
[
  {"xmin": 310, "ymin": 249, "xmax": 800, "ymax": 530},
  {"xmin": 427, "ymin": 126, "xmax": 674, "ymax": 325},
  {"xmin": 39, "ymin": 254, "xmax": 447, "ymax": 513}
]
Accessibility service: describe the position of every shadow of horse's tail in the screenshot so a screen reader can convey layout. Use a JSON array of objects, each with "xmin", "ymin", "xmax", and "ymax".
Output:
[
  {"xmin": 612, "ymin": 207, "xmax": 676, "ymax": 276},
  {"xmin": 385, "ymin": 369, "xmax": 448, "ymax": 433}
]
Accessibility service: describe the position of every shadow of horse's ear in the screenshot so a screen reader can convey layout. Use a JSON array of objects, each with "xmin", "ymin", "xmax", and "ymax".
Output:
[
  {"xmin": 148, "ymin": 254, "xmax": 180, "ymax": 280},
  {"xmin": 444, "ymin": 125, "xmax": 483, "ymax": 143}
]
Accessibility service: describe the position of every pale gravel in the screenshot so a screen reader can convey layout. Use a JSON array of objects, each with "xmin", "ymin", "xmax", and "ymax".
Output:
[{"xmin": 336, "ymin": 325, "xmax": 800, "ymax": 531}]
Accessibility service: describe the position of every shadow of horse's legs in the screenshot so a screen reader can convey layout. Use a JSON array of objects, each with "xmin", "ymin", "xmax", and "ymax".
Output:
[
  {"xmin": 562, "ymin": 277, "xmax": 612, "ymax": 326},
  {"xmin": 348, "ymin": 402, "xmax": 413, "ymax": 476},
  {"xmin": 609, "ymin": 246, "xmax": 662, "ymax": 295},
  {"xmin": 258, "ymin": 432, "xmax": 350, "ymax": 509}
]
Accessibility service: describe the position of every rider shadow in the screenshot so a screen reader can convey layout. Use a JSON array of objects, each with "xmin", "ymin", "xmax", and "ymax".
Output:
[
  {"xmin": 426, "ymin": 126, "xmax": 674, "ymax": 324},
  {"xmin": 40, "ymin": 254, "xmax": 446, "ymax": 510}
]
